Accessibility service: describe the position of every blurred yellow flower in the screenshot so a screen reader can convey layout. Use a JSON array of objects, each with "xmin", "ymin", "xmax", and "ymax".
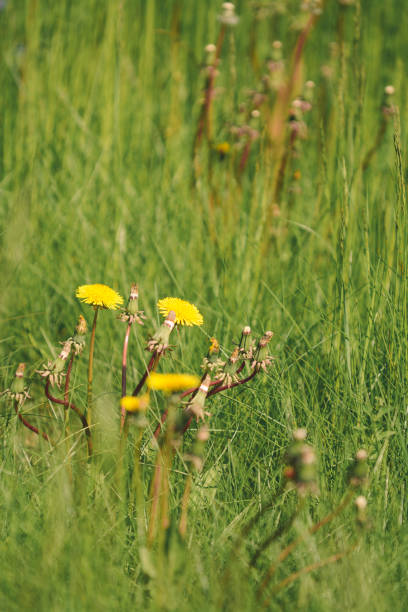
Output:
[
  {"xmin": 147, "ymin": 372, "xmax": 200, "ymax": 393},
  {"xmin": 76, "ymin": 284, "xmax": 124, "ymax": 309},
  {"xmin": 120, "ymin": 393, "xmax": 149, "ymax": 413},
  {"xmin": 157, "ymin": 297, "xmax": 203, "ymax": 326}
]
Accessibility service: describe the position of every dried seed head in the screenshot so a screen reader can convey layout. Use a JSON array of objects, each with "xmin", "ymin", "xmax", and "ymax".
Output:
[{"xmin": 243, "ymin": 326, "xmax": 251, "ymax": 335}]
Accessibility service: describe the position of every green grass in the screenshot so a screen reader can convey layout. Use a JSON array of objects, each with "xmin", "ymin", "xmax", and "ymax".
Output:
[{"xmin": 1, "ymin": 0, "xmax": 408, "ymax": 609}]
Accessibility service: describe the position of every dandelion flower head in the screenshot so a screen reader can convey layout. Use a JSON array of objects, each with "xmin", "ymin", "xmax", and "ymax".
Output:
[
  {"xmin": 120, "ymin": 394, "xmax": 149, "ymax": 413},
  {"xmin": 157, "ymin": 297, "xmax": 203, "ymax": 326},
  {"xmin": 147, "ymin": 372, "xmax": 200, "ymax": 393},
  {"xmin": 76, "ymin": 284, "xmax": 124, "ymax": 310}
]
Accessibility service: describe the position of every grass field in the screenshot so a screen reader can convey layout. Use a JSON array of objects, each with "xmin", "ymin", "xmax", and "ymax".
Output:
[{"xmin": 1, "ymin": 1, "xmax": 408, "ymax": 610}]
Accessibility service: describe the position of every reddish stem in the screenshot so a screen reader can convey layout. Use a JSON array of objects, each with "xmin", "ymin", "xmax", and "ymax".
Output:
[
  {"xmin": 132, "ymin": 353, "xmax": 158, "ymax": 397},
  {"xmin": 14, "ymin": 401, "xmax": 50, "ymax": 442},
  {"xmin": 207, "ymin": 370, "xmax": 257, "ymax": 397}
]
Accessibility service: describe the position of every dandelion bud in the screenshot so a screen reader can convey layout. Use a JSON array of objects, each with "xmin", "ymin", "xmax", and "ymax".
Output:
[
  {"xmin": 219, "ymin": 2, "xmax": 239, "ymax": 25},
  {"xmin": 284, "ymin": 431, "xmax": 318, "ymax": 496},
  {"xmin": 184, "ymin": 374, "xmax": 212, "ymax": 423},
  {"xmin": 71, "ymin": 315, "xmax": 87, "ymax": 355},
  {"xmin": 2, "ymin": 363, "xmax": 31, "ymax": 404},
  {"xmin": 355, "ymin": 495, "xmax": 368, "ymax": 526},
  {"xmin": 76, "ymin": 314, "xmax": 87, "ymax": 335},
  {"xmin": 355, "ymin": 495, "xmax": 367, "ymax": 510},
  {"xmin": 201, "ymin": 338, "xmax": 225, "ymax": 376},
  {"xmin": 293, "ymin": 428, "xmax": 307, "ymax": 441},
  {"xmin": 119, "ymin": 283, "xmax": 146, "ymax": 325},
  {"xmin": 348, "ymin": 449, "xmax": 369, "ymax": 488},
  {"xmin": 147, "ymin": 310, "xmax": 176, "ymax": 355},
  {"xmin": 197, "ymin": 424, "xmax": 210, "ymax": 442},
  {"xmin": 251, "ymin": 331, "xmax": 274, "ymax": 372}
]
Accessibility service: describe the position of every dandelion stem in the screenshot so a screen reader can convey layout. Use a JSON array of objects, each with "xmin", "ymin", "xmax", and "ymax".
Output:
[
  {"xmin": 132, "ymin": 353, "xmax": 158, "ymax": 397},
  {"xmin": 14, "ymin": 401, "xmax": 50, "ymax": 442},
  {"xmin": 121, "ymin": 323, "xmax": 132, "ymax": 431},
  {"xmin": 87, "ymin": 307, "xmax": 99, "ymax": 427},
  {"xmin": 250, "ymin": 496, "xmax": 306, "ymax": 567},
  {"xmin": 179, "ymin": 473, "xmax": 192, "ymax": 538},
  {"xmin": 64, "ymin": 354, "xmax": 74, "ymax": 434},
  {"xmin": 261, "ymin": 546, "xmax": 357, "ymax": 607},
  {"xmin": 257, "ymin": 489, "xmax": 354, "ymax": 600},
  {"xmin": 45, "ymin": 381, "xmax": 92, "ymax": 456},
  {"xmin": 147, "ymin": 455, "xmax": 163, "ymax": 546}
]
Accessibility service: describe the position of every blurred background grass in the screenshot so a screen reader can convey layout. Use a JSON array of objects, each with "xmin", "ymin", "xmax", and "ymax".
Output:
[{"xmin": 1, "ymin": 0, "xmax": 408, "ymax": 610}]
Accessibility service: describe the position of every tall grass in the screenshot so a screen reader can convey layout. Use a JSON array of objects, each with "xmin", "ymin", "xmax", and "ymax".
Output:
[{"xmin": 1, "ymin": 1, "xmax": 408, "ymax": 610}]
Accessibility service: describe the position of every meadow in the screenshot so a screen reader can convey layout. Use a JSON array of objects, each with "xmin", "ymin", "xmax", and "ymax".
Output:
[{"xmin": 1, "ymin": 0, "xmax": 408, "ymax": 610}]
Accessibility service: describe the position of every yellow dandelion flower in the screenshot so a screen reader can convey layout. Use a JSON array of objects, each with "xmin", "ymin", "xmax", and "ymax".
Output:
[
  {"xmin": 120, "ymin": 393, "xmax": 150, "ymax": 413},
  {"xmin": 157, "ymin": 297, "xmax": 203, "ymax": 326},
  {"xmin": 147, "ymin": 372, "xmax": 200, "ymax": 393},
  {"xmin": 209, "ymin": 337, "xmax": 219, "ymax": 354},
  {"xmin": 215, "ymin": 141, "xmax": 230, "ymax": 155},
  {"xmin": 76, "ymin": 284, "xmax": 124, "ymax": 310}
]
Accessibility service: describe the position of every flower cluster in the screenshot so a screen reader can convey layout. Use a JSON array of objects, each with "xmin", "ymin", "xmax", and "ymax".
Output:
[{"xmin": 283, "ymin": 429, "xmax": 318, "ymax": 496}]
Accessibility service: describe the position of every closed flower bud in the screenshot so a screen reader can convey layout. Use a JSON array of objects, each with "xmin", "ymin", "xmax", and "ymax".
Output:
[{"xmin": 147, "ymin": 310, "xmax": 176, "ymax": 354}]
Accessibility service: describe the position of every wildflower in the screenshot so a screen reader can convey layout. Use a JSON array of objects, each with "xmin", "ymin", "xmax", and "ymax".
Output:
[
  {"xmin": 37, "ymin": 340, "xmax": 72, "ymax": 388},
  {"xmin": 205, "ymin": 43, "xmax": 216, "ymax": 54},
  {"xmin": 185, "ymin": 374, "xmax": 212, "ymax": 423},
  {"xmin": 284, "ymin": 429, "xmax": 318, "ymax": 496},
  {"xmin": 76, "ymin": 283, "xmax": 123, "ymax": 310},
  {"xmin": 385, "ymin": 85, "xmax": 395, "ymax": 96},
  {"xmin": 219, "ymin": 2, "xmax": 239, "ymax": 26},
  {"xmin": 157, "ymin": 297, "xmax": 203, "ymax": 327},
  {"xmin": 147, "ymin": 372, "xmax": 200, "ymax": 393},
  {"xmin": 251, "ymin": 331, "xmax": 274, "ymax": 372},
  {"xmin": 214, "ymin": 141, "xmax": 231, "ymax": 159},
  {"xmin": 119, "ymin": 283, "xmax": 146, "ymax": 325},
  {"xmin": 147, "ymin": 310, "xmax": 176, "ymax": 354},
  {"xmin": 348, "ymin": 449, "xmax": 369, "ymax": 488},
  {"xmin": 70, "ymin": 314, "xmax": 87, "ymax": 356},
  {"xmin": 121, "ymin": 393, "xmax": 149, "ymax": 413},
  {"xmin": 201, "ymin": 337, "xmax": 226, "ymax": 376},
  {"xmin": 240, "ymin": 325, "xmax": 255, "ymax": 360},
  {"xmin": 2, "ymin": 363, "xmax": 31, "ymax": 404},
  {"xmin": 355, "ymin": 495, "xmax": 368, "ymax": 526},
  {"xmin": 219, "ymin": 347, "xmax": 241, "ymax": 386}
]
